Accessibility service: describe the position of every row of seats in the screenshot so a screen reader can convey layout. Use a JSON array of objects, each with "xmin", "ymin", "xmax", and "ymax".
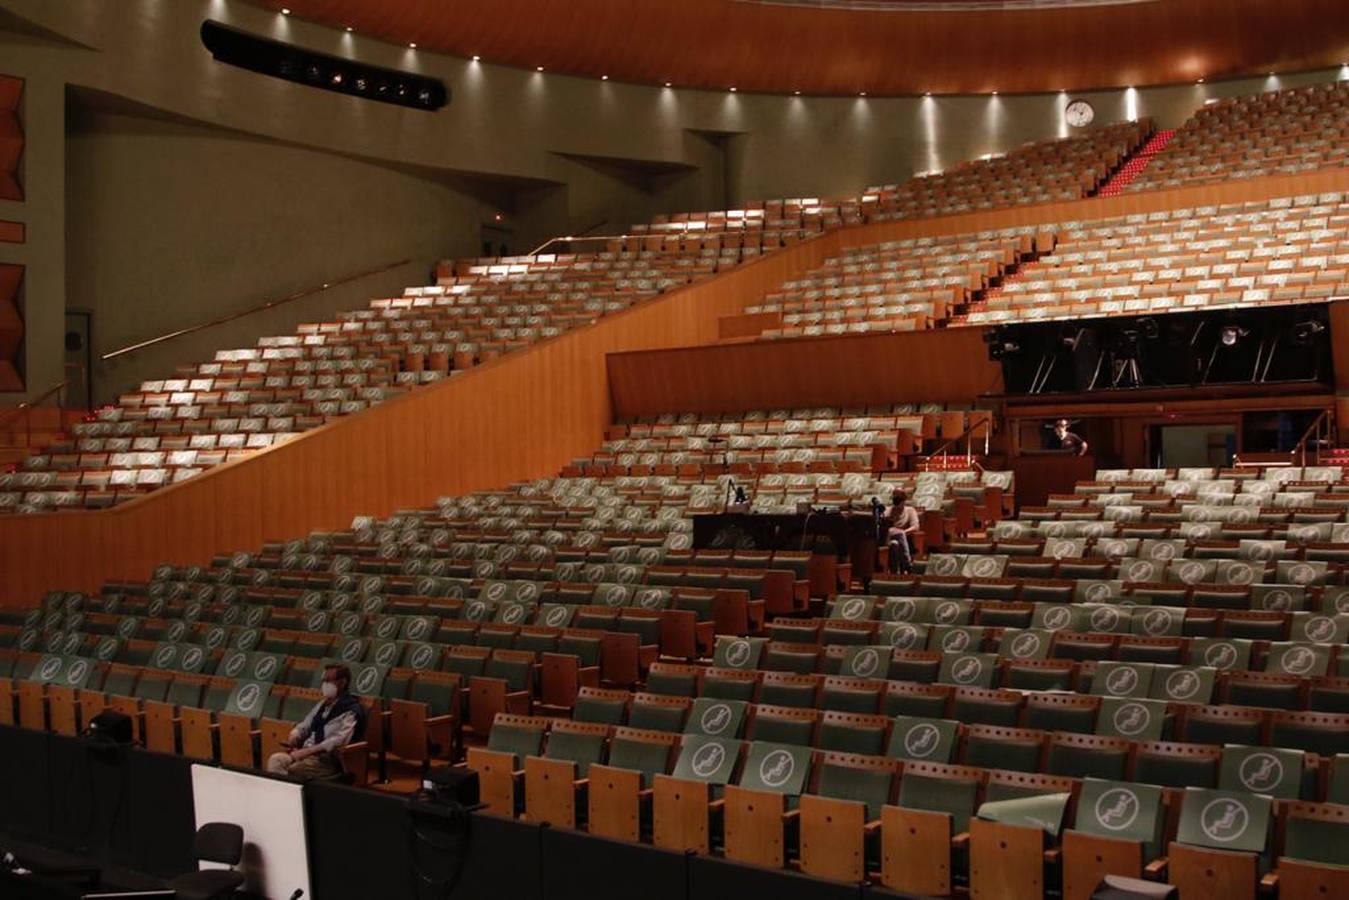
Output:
[
  {"xmin": 1128, "ymin": 81, "xmax": 1349, "ymax": 192},
  {"xmin": 465, "ymin": 711, "xmax": 1349, "ymax": 898}
]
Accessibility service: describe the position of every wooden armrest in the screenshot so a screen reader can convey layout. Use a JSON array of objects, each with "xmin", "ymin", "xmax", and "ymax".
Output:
[
  {"xmin": 638, "ymin": 788, "xmax": 654, "ymax": 799},
  {"xmin": 709, "ymin": 799, "xmax": 725, "ymax": 810},
  {"xmin": 782, "ymin": 809, "xmax": 800, "ymax": 822},
  {"xmin": 1044, "ymin": 848, "xmax": 1061, "ymax": 864},
  {"xmin": 952, "ymin": 832, "xmax": 970, "ymax": 850},
  {"xmin": 863, "ymin": 820, "xmax": 881, "ymax": 834},
  {"xmin": 574, "ymin": 778, "xmax": 590, "ymax": 789},
  {"xmin": 1260, "ymin": 873, "xmax": 1279, "ymax": 891},
  {"xmin": 426, "ymin": 714, "xmax": 456, "ymax": 726},
  {"xmin": 1143, "ymin": 857, "xmax": 1168, "ymax": 878}
]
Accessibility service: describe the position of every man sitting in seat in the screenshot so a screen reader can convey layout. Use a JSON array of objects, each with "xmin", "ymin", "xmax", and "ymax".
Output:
[
  {"xmin": 266, "ymin": 664, "xmax": 364, "ymax": 781},
  {"xmin": 884, "ymin": 488, "xmax": 920, "ymax": 575}
]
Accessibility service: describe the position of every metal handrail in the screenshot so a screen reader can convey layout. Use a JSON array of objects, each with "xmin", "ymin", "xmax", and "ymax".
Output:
[
  {"xmin": 924, "ymin": 411, "xmax": 994, "ymax": 470},
  {"xmin": 526, "ymin": 219, "xmax": 611, "ymax": 256},
  {"xmin": 1294, "ymin": 407, "xmax": 1334, "ymax": 468},
  {"xmin": 0, "ymin": 378, "xmax": 72, "ymax": 448},
  {"xmin": 101, "ymin": 258, "xmax": 414, "ymax": 361}
]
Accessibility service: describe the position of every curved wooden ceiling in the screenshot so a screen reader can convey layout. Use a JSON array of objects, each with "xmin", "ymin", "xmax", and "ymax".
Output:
[{"xmin": 256, "ymin": 0, "xmax": 1349, "ymax": 96}]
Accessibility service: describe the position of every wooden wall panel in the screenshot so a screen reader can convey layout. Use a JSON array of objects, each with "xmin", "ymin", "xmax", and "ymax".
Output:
[
  {"xmin": 0, "ymin": 74, "xmax": 21, "ymax": 202},
  {"xmin": 607, "ymin": 326, "xmax": 1000, "ymax": 417}
]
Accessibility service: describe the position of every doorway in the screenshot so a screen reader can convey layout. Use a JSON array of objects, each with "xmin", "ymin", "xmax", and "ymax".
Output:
[
  {"xmin": 1152, "ymin": 423, "xmax": 1235, "ymax": 468},
  {"xmin": 64, "ymin": 310, "xmax": 92, "ymax": 411}
]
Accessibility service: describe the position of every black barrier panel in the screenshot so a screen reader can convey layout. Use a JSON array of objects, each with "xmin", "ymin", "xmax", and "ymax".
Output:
[
  {"xmin": 45, "ymin": 735, "xmax": 134, "ymax": 864},
  {"xmin": 304, "ymin": 783, "xmax": 544, "ymax": 900},
  {"xmin": 0, "ymin": 725, "xmax": 52, "ymax": 838},
  {"xmin": 688, "ymin": 854, "xmax": 864, "ymax": 900},
  {"xmin": 449, "ymin": 812, "xmax": 543, "ymax": 900},
  {"xmin": 125, "ymin": 749, "xmax": 197, "ymax": 877},
  {"xmin": 305, "ymin": 782, "xmax": 413, "ymax": 900},
  {"xmin": 541, "ymin": 827, "xmax": 688, "ymax": 900}
]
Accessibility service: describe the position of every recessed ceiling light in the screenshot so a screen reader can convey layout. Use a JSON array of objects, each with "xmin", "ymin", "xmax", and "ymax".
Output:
[
  {"xmin": 729, "ymin": 87, "xmax": 737, "ymax": 92},
  {"xmin": 408, "ymin": 42, "xmax": 417, "ymax": 48},
  {"xmin": 536, "ymin": 66, "xmax": 544, "ymax": 72},
  {"xmin": 664, "ymin": 81, "xmax": 672, "ymax": 87},
  {"xmin": 991, "ymin": 90, "xmax": 998, "ymax": 95},
  {"xmin": 923, "ymin": 92, "xmax": 931, "ymax": 97},
  {"xmin": 1196, "ymin": 77, "xmax": 1205, "ymax": 83},
  {"xmin": 280, "ymin": 7, "xmax": 291, "ymax": 13},
  {"xmin": 601, "ymin": 75, "xmax": 608, "ymax": 81},
  {"xmin": 471, "ymin": 55, "xmax": 480, "ymax": 62},
  {"xmin": 793, "ymin": 90, "xmax": 801, "ymax": 95},
  {"xmin": 859, "ymin": 91, "xmax": 867, "ymax": 96}
]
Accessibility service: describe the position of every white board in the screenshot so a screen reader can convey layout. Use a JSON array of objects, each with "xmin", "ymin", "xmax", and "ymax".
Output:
[{"xmin": 190, "ymin": 764, "xmax": 311, "ymax": 899}]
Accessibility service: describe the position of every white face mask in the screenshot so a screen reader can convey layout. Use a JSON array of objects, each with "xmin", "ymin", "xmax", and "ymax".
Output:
[{"xmin": 321, "ymin": 681, "xmax": 338, "ymax": 700}]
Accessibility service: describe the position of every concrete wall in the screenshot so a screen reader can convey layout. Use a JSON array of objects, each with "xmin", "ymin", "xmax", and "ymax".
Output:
[{"xmin": 0, "ymin": 0, "xmax": 1345, "ymax": 403}]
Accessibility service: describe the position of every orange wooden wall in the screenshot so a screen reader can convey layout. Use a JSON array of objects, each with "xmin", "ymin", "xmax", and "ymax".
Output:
[
  {"xmin": 607, "ymin": 326, "xmax": 1000, "ymax": 418},
  {"xmin": 2, "ymin": 166, "xmax": 1347, "ymax": 604}
]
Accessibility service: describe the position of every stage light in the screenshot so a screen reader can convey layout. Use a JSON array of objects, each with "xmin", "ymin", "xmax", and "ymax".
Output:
[
  {"xmin": 729, "ymin": 87, "xmax": 737, "ymax": 92},
  {"xmin": 281, "ymin": 7, "xmax": 290, "ymax": 14},
  {"xmin": 1220, "ymin": 325, "xmax": 1247, "ymax": 346},
  {"xmin": 859, "ymin": 91, "xmax": 867, "ymax": 96},
  {"xmin": 353, "ymin": 76, "xmax": 368, "ymax": 91},
  {"xmin": 601, "ymin": 75, "xmax": 608, "ymax": 80},
  {"xmin": 344, "ymin": 26, "xmax": 353, "ymax": 32},
  {"xmin": 794, "ymin": 90, "xmax": 801, "ymax": 95},
  {"xmin": 536, "ymin": 66, "xmax": 545, "ymax": 72},
  {"xmin": 1137, "ymin": 317, "xmax": 1159, "ymax": 340},
  {"xmin": 1292, "ymin": 320, "xmax": 1326, "ymax": 343},
  {"xmin": 330, "ymin": 72, "xmax": 343, "ymax": 85},
  {"xmin": 472, "ymin": 55, "xmax": 480, "ymax": 61}
]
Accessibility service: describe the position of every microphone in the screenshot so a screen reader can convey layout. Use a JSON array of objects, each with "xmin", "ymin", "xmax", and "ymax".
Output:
[{"xmin": 289, "ymin": 890, "xmax": 305, "ymax": 900}]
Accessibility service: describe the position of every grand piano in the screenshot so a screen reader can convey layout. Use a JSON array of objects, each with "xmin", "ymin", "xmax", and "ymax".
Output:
[{"xmin": 692, "ymin": 509, "xmax": 881, "ymax": 585}]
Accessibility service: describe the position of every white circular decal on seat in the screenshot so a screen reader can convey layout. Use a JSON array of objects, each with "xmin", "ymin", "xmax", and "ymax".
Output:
[
  {"xmin": 941, "ymin": 630, "xmax": 971, "ymax": 653},
  {"xmin": 1093, "ymin": 787, "xmax": 1141, "ymax": 832},
  {"xmin": 758, "ymin": 749, "xmax": 796, "ymax": 789},
  {"xmin": 1009, "ymin": 633, "xmax": 1042, "ymax": 658},
  {"xmin": 850, "ymin": 648, "xmax": 881, "ymax": 677},
  {"xmin": 235, "ymin": 683, "xmax": 262, "ymax": 714},
  {"xmin": 904, "ymin": 723, "xmax": 942, "ymax": 758},
  {"xmin": 1090, "ymin": 606, "xmax": 1121, "ymax": 632},
  {"xmin": 1104, "ymin": 666, "xmax": 1140, "ymax": 696},
  {"xmin": 700, "ymin": 703, "xmax": 735, "ymax": 735},
  {"xmin": 1200, "ymin": 799, "xmax": 1250, "ymax": 844},
  {"xmin": 1142, "ymin": 609, "xmax": 1174, "ymax": 636},
  {"xmin": 690, "ymin": 741, "xmax": 727, "ymax": 777},
  {"xmin": 1203, "ymin": 642, "xmax": 1239, "ymax": 669},
  {"xmin": 1238, "ymin": 752, "xmax": 1283, "ymax": 793},
  {"xmin": 1279, "ymin": 645, "xmax": 1318, "ymax": 675},
  {"xmin": 1164, "ymin": 669, "xmax": 1202, "ymax": 700},
  {"xmin": 950, "ymin": 656, "xmax": 983, "ymax": 685},
  {"xmin": 1112, "ymin": 702, "xmax": 1151, "ymax": 737},
  {"xmin": 724, "ymin": 640, "xmax": 753, "ymax": 668}
]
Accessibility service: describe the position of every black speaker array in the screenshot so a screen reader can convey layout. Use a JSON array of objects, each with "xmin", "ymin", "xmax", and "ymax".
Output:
[{"xmin": 201, "ymin": 20, "xmax": 449, "ymax": 111}]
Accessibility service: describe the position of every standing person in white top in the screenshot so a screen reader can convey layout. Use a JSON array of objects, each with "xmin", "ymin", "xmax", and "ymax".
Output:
[{"xmin": 884, "ymin": 488, "xmax": 921, "ymax": 574}]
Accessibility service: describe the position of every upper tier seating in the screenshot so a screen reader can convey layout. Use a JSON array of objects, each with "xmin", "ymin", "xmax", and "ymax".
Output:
[
  {"xmin": 966, "ymin": 192, "xmax": 1349, "ymax": 324},
  {"xmin": 863, "ymin": 120, "xmax": 1152, "ymax": 221},
  {"xmin": 744, "ymin": 227, "xmax": 1048, "ymax": 339},
  {"xmin": 1127, "ymin": 81, "xmax": 1349, "ymax": 193},
  {"xmin": 2, "ymin": 231, "xmax": 769, "ymax": 513},
  {"xmin": 583, "ymin": 404, "xmax": 996, "ymax": 475}
]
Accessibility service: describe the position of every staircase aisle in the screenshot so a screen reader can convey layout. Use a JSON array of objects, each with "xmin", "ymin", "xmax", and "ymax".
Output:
[{"xmin": 1094, "ymin": 129, "xmax": 1177, "ymax": 197}]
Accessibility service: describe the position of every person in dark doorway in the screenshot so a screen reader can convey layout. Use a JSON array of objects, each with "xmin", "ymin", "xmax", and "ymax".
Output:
[
  {"xmin": 1053, "ymin": 418, "xmax": 1089, "ymax": 456},
  {"xmin": 884, "ymin": 488, "xmax": 921, "ymax": 574},
  {"xmin": 266, "ymin": 664, "xmax": 364, "ymax": 781}
]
